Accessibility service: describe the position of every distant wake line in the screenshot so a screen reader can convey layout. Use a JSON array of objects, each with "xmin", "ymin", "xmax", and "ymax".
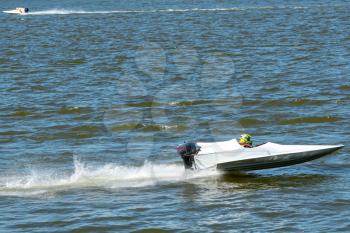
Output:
[
  {"xmin": 2, "ymin": 6, "xmax": 309, "ymax": 15},
  {"xmin": 3, "ymin": 8, "xmax": 242, "ymax": 15},
  {"xmin": 0, "ymin": 157, "xmax": 219, "ymax": 196}
]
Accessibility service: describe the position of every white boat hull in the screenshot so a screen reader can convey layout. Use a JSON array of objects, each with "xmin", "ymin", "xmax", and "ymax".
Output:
[
  {"xmin": 194, "ymin": 139, "xmax": 343, "ymax": 171},
  {"xmin": 3, "ymin": 8, "xmax": 29, "ymax": 15},
  {"xmin": 216, "ymin": 145, "xmax": 343, "ymax": 171}
]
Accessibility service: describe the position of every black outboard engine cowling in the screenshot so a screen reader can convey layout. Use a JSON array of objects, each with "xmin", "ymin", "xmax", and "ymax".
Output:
[{"xmin": 176, "ymin": 142, "xmax": 201, "ymax": 169}]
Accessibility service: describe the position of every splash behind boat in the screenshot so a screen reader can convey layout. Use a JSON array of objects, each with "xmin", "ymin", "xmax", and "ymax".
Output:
[{"xmin": 176, "ymin": 139, "xmax": 343, "ymax": 171}]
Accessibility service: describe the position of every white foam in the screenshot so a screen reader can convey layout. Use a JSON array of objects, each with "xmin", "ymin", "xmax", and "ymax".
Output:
[
  {"xmin": 2, "ymin": 7, "xmax": 243, "ymax": 16},
  {"xmin": 3, "ymin": 10, "xmax": 20, "ymax": 14},
  {"xmin": 2, "ymin": 5, "xmax": 322, "ymax": 16},
  {"xmin": 0, "ymin": 157, "xmax": 219, "ymax": 196}
]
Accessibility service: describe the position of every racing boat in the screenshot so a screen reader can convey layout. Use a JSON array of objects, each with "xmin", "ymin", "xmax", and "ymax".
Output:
[
  {"xmin": 3, "ymin": 8, "xmax": 29, "ymax": 14},
  {"xmin": 176, "ymin": 139, "xmax": 343, "ymax": 171}
]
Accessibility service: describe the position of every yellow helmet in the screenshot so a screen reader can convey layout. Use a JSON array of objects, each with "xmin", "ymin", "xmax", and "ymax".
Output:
[{"xmin": 239, "ymin": 134, "xmax": 252, "ymax": 145}]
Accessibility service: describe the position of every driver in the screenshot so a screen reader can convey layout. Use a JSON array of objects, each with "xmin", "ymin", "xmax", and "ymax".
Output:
[
  {"xmin": 16, "ymin": 8, "xmax": 29, "ymax": 14},
  {"xmin": 239, "ymin": 134, "xmax": 253, "ymax": 148}
]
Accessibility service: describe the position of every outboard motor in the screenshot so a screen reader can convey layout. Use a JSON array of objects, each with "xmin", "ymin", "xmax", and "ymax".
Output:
[
  {"xmin": 24, "ymin": 8, "xmax": 29, "ymax": 13},
  {"xmin": 176, "ymin": 142, "xmax": 201, "ymax": 169}
]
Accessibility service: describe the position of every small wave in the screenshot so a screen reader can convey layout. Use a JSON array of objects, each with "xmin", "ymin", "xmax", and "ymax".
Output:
[
  {"xmin": 263, "ymin": 99, "xmax": 328, "ymax": 107},
  {"xmin": 168, "ymin": 99, "xmax": 232, "ymax": 107},
  {"xmin": 0, "ymin": 157, "xmax": 219, "ymax": 196},
  {"xmin": 58, "ymin": 106, "xmax": 91, "ymax": 115},
  {"xmin": 0, "ymin": 130, "xmax": 30, "ymax": 136},
  {"xmin": 49, "ymin": 58, "xmax": 86, "ymax": 67},
  {"xmin": 126, "ymin": 100, "xmax": 214, "ymax": 108},
  {"xmin": 6, "ymin": 106, "xmax": 92, "ymax": 118},
  {"xmin": 127, "ymin": 101, "xmax": 157, "ymax": 108},
  {"xmin": 239, "ymin": 118, "xmax": 263, "ymax": 127},
  {"xmin": 30, "ymin": 85, "xmax": 48, "ymax": 91},
  {"xmin": 278, "ymin": 116, "xmax": 339, "ymax": 125},
  {"xmin": 32, "ymin": 123, "xmax": 106, "ymax": 141},
  {"xmin": 109, "ymin": 123, "xmax": 185, "ymax": 132},
  {"xmin": 339, "ymin": 85, "xmax": 350, "ymax": 91},
  {"xmin": 10, "ymin": 110, "xmax": 31, "ymax": 117},
  {"xmin": 170, "ymin": 100, "xmax": 213, "ymax": 106}
]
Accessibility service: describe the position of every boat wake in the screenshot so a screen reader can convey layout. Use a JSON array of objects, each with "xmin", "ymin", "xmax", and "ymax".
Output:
[
  {"xmin": 0, "ymin": 157, "xmax": 219, "ymax": 197},
  {"xmin": 2, "ymin": 5, "xmax": 310, "ymax": 16},
  {"xmin": 3, "ymin": 8, "xmax": 241, "ymax": 15}
]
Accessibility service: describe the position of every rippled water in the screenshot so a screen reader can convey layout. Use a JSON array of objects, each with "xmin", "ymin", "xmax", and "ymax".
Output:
[{"xmin": 1, "ymin": 0, "xmax": 350, "ymax": 232}]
